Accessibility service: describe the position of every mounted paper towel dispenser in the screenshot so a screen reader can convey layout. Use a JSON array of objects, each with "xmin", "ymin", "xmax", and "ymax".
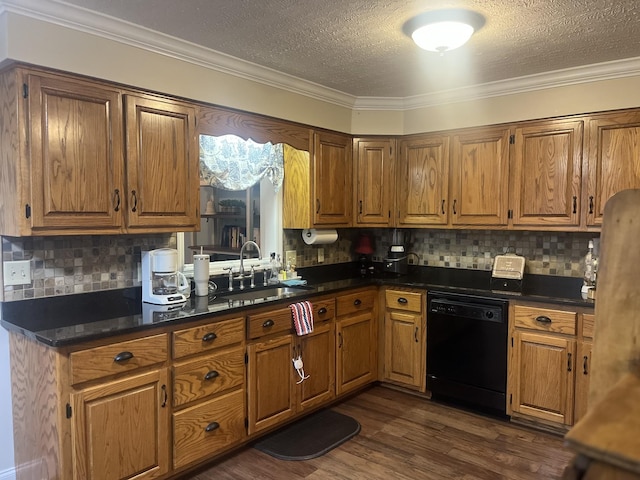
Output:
[{"xmin": 302, "ymin": 229, "xmax": 338, "ymax": 245}]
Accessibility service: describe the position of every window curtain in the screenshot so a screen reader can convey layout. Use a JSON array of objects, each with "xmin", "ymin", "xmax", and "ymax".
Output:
[{"xmin": 199, "ymin": 134, "xmax": 284, "ymax": 191}]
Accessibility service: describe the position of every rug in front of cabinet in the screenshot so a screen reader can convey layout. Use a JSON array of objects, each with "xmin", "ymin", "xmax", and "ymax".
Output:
[{"xmin": 253, "ymin": 409, "xmax": 361, "ymax": 461}]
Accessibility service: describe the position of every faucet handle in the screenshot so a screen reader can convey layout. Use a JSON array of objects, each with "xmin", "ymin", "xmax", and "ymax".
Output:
[
  {"xmin": 223, "ymin": 267, "xmax": 234, "ymax": 291},
  {"xmin": 250, "ymin": 265, "xmax": 256, "ymax": 288}
]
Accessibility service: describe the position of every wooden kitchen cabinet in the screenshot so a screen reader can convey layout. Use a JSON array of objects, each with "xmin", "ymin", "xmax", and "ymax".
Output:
[
  {"xmin": 510, "ymin": 119, "xmax": 584, "ymax": 228},
  {"xmin": 396, "ymin": 133, "xmax": 450, "ymax": 227},
  {"xmin": 382, "ymin": 289, "xmax": 426, "ymax": 391},
  {"xmin": 0, "ymin": 66, "xmax": 199, "ymax": 236},
  {"xmin": 71, "ymin": 368, "xmax": 170, "ymax": 480},
  {"xmin": 313, "ymin": 131, "xmax": 353, "ymax": 226},
  {"xmin": 585, "ymin": 110, "xmax": 640, "ymax": 227},
  {"xmin": 124, "ymin": 94, "xmax": 199, "ymax": 231},
  {"xmin": 335, "ymin": 288, "xmax": 377, "ymax": 395},
  {"xmin": 353, "ymin": 138, "xmax": 395, "ymax": 226},
  {"xmin": 574, "ymin": 312, "xmax": 595, "ymax": 423},
  {"xmin": 508, "ymin": 304, "xmax": 578, "ymax": 427},
  {"xmin": 450, "ymin": 126, "xmax": 511, "ymax": 226}
]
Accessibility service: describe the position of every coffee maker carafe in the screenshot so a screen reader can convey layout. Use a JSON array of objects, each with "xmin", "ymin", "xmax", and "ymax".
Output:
[{"xmin": 142, "ymin": 248, "xmax": 188, "ymax": 305}]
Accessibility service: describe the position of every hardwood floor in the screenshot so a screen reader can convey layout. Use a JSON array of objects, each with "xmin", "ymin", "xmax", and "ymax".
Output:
[{"xmin": 186, "ymin": 386, "xmax": 574, "ymax": 479}]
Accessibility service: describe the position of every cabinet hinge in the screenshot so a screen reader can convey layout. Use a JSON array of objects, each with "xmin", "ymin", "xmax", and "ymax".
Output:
[
  {"xmin": 25, "ymin": 204, "xmax": 31, "ymax": 219},
  {"xmin": 509, "ymin": 134, "xmax": 515, "ymax": 144},
  {"xmin": 66, "ymin": 403, "xmax": 72, "ymax": 419},
  {"xmin": 509, "ymin": 394, "xmax": 512, "ymax": 405},
  {"xmin": 22, "ymin": 83, "xmax": 28, "ymax": 98},
  {"xmin": 244, "ymin": 353, "xmax": 248, "ymax": 364}
]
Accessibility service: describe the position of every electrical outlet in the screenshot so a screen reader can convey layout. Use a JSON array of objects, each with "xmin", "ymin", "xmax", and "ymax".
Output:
[
  {"xmin": 318, "ymin": 248, "xmax": 324, "ymax": 263},
  {"xmin": 285, "ymin": 250, "xmax": 296, "ymax": 267},
  {"xmin": 3, "ymin": 260, "xmax": 32, "ymax": 286}
]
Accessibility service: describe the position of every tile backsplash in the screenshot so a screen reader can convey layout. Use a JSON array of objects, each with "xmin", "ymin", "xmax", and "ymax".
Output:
[{"xmin": 3, "ymin": 229, "xmax": 597, "ymax": 301}]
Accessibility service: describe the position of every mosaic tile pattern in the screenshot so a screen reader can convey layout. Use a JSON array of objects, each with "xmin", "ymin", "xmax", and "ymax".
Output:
[
  {"xmin": 2, "ymin": 234, "xmax": 175, "ymax": 301},
  {"xmin": 2, "ymin": 229, "xmax": 597, "ymax": 302},
  {"xmin": 285, "ymin": 229, "xmax": 598, "ymax": 278}
]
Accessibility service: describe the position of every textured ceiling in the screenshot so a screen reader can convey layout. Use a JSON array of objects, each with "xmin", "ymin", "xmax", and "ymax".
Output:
[{"xmin": 38, "ymin": 0, "xmax": 640, "ymax": 97}]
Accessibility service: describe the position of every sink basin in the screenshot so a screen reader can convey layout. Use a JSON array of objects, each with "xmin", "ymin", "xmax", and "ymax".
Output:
[{"xmin": 214, "ymin": 286, "xmax": 313, "ymax": 303}]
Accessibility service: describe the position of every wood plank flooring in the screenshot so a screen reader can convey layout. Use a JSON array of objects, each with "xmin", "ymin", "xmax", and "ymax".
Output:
[{"xmin": 186, "ymin": 386, "xmax": 574, "ymax": 479}]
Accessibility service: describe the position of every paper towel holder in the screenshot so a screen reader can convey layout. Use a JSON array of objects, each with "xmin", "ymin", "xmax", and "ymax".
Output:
[{"xmin": 301, "ymin": 228, "xmax": 338, "ymax": 245}]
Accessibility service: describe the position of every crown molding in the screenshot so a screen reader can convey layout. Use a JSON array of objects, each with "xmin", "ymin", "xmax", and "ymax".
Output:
[{"xmin": 3, "ymin": 0, "xmax": 640, "ymax": 112}]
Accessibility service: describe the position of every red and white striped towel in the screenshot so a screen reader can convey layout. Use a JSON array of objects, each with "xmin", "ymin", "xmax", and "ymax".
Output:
[{"xmin": 290, "ymin": 301, "xmax": 314, "ymax": 336}]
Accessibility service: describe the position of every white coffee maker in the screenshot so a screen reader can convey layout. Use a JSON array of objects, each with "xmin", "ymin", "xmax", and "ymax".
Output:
[{"xmin": 141, "ymin": 248, "xmax": 188, "ymax": 305}]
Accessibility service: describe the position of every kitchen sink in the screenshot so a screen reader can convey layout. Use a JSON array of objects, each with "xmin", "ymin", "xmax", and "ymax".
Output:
[{"xmin": 213, "ymin": 285, "xmax": 313, "ymax": 303}]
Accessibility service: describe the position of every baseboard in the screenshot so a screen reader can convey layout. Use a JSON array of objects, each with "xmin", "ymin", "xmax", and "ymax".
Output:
[{"xmin": 0, "ymin": 467, "xmax": 16, "ymax": 480}]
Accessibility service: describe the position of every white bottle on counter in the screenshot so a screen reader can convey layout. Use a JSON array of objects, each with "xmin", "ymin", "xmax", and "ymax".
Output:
[{"xmin": 581, "ymin": 240, "xmax": 595, "ymax": 299}]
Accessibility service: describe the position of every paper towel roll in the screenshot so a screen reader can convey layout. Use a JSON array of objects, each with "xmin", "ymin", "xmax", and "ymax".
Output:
[{"xmin": 302, "ymin": 229, "xmax": 338, "ymax": 245}]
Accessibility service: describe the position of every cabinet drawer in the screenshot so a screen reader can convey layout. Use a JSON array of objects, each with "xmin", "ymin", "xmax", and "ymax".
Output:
[
  {"xmin": 313, "ymin": 297, "xmax": 336, "ymax": 323},
  {"xmin": 248, "ymin": 307, "xmax": 293, "ymax": 339},
  {"xmin": 173, "ymin": 317, "xmax": 244, "ymax": 359},
  {"xmin": 173, "ymin": 345, "xmax": 245, "ymax": 407},
  {"xmin": 385, "ymin": 289, "xmax": 423, "ymax": 313},
  {"xmin": 513, "ymin": 305, "xmax": 577, "ymax": 335},
  {"xmin": 173, "ymin": 389, "xmax": 245, "ymax": 469},
  {"xmin": 582, "ymin": 313, "xmax": 595, "ymax": 339},
  {"xmin": 336, "ymin": 290, "xmax": 376, "ymax": 316},
  {"xmin": 70, "ymin": 334, "xmax": 168, "ymax": 385}
]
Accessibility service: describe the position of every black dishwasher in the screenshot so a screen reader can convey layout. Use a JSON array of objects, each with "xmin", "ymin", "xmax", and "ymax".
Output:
[{"xmin": 426, "ymin": 291, "xmax": 509, "ymax": 416}]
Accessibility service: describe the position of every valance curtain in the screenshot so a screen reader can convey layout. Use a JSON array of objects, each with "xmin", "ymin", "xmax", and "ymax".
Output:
[{"xmin": 199, "ymin": 134, "xmax": 284, "ymax": 191}]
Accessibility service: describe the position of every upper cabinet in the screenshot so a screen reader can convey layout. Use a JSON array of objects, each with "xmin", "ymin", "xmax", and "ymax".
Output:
[
  {"xmin": 314, "ymin": 132, "xmax": 353, "ymax": 226},
  {"xmin": 585, "ymin": 110, "xmax": 640, "ymax": 227},
  {"xmin": 451, "ymin": 126, "xmax": 511, "ymax": 227},
  {"xmin": 124, "ymin": 94, "xmax": 198, "ymax": 231},
  {"xmin": 0, "ymin": 67, "xmax": 199, "ymax": 236},
  {"xmin": 397, "ymin": 134, "xmax": 450, "ymax": 227},
  {"xmin": 510, "ymin": 119, "xmax": 583, "ymax": 228},
  {"xmin": 353, "ymin": 138, "xmax": 395, "ymax": 227}
]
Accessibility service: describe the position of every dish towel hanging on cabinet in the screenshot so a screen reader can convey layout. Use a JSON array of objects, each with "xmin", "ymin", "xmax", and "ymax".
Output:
[{"xmin": 290, "ymin": 301, "xmax": 314, "ymax": 336}]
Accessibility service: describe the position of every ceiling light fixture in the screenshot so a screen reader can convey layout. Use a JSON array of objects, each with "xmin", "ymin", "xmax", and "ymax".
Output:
[{"xmin": 403, "ymin": 9, "xmax": 485, "ymax": 54}]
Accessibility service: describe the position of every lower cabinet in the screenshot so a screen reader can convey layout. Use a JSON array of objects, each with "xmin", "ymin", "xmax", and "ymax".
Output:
[
  {"xmin": 574, "ymin": 312, "xmax": 595, "ymax": 423},
  {"xmin": 508, "ymin": 303, "xmax": 589, "ymax": 429},
  {"xmin": 336, "ymin": 288, "xmax": 377, "ymax": 395},
  {"xmin": 71, "ymin": 368, "xmax": 170, "ymax": 480},
  {"xmin": 382, "ymin": 289, "xmax": 425, "ymax": 391}
]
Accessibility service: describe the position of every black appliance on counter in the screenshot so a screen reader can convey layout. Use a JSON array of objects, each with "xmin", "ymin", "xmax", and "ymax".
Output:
[{"xmin": 426, "ymin": 291, "xmax": 509, "ymax": 416}]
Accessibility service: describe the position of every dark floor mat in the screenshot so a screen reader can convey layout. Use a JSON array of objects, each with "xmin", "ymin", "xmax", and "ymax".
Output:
[{"xmin": 254, "ymin": 409, "xmax": 361, "ymax": 461}]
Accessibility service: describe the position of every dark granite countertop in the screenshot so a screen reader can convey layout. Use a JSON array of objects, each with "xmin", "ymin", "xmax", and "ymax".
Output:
[{"xmin": 1, "ymin": 264, "xmax": 593, "ymax": 347}]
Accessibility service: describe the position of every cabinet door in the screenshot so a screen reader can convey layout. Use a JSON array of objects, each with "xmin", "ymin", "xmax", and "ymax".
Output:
[
  {"xmin": 397, "ymin": 134, "xmax": 450, "ymax": 226},
  {"xmin": 450, "ymin": 127, "xmax": 510, "ymax": 226},
  {"xmin": 511, "ymin": 120, "xmax": 583, "ymax": 227},
  {"xmin": 510, "ymin": 331, "xmax": 575, "ymax": 425},
  {"xmin": 313, "ymin": 132, "xmax": 352, "ymax": 226},
  {"xmin": 574, "ymin": 340, "xmax": 592, "ymax": 423},
  {"xmin": 586, "ymin": 111, "xmax": 640, "ymax": 226},
  {"xmin": 28, "ymin": 73, "xmax": 124, "ymax": 232},
  {"xmin": 297, "ymin": 322, "xmax": 336, "ymax": 411},
  {"xmin": 383, "ymin": 310, "xmax": 425, "ymax": 390},
  {"xmin": 247, "ymin": 335, "xmax": 295, "ymax": 435},
  {"xmin": 353, "ymin": 138, "xmax": 393, "ymax": 226},
  {"xmin": 336, "ymin": 311, "xmax": 375, "ymax": 396},
  {"xmin": 71, "ymin": 369, "xmax": 170, "ymax": 480},
  {"xmin": 125, "ymin": 95, "xmax": 199, "ymax": 231}
]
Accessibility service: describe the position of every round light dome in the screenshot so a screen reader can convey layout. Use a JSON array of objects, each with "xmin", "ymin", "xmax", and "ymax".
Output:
[{"xmin": 411, "ymin": 21, "xmax": 476, "ymax": 53}]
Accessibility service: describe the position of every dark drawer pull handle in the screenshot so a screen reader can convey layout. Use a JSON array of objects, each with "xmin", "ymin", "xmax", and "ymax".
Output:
[
  {"xmin": 452, "ymin": 199, "xmax": 457, "ymax": 215},
  {"xmin": 567, "ymin": 352, "xmax": 572, "ymax": 372},
  {"xmin": 338, "ymin": 332, "xmax": 343, "ymax": 348},
  {"xmin": 572, "ymin": 196, "xmax": 577, "ymax": 214},
  {"xmin": 114, "ymin": 351, "xmax": 134, "ymax": 363},
  {"xmin": 131, "ymin": 190, "xmax": 138, "ymax": 212},
  {"xmin": 114, "ymin": 189, "xmax": 121, "ymax": 212},
  {"xmin": 535, "ymin": 315, "xmax": 552, "ymax": 324},
  {"xmin": 441, "ymin": 199, "xmax": 445, "ymax": 215},
  {"xmin": 316, "ymin": 199, "xmax": 320, "ymax": 214},
  {"xmin": 318, "ymin": 307, "xmax": 327, "ymax": 315},
  {"xmin": 359, "ymin": 200, "xmax": 363, "ymax": 214},
  {"xmin": 205, "ymin": 421, "xmax": 220, "ymax": 432},
  {"xmin": 204, "ymin": 370, "xmax": 219, "ymax": 381},
  {"xmin": 414, "ymin": 327, "xmax": 419, "ymax": 343},
  {"xmin": 161, "ymin": 384, "xmax": 167, "ymax": 408},
  {"xmin": 583, "ymin": 355, "xmax": 589, "ymax": 375},
  {"xmin": 353, "ymin": 299, "xmax": 362, "ymax": 306},
  {"xmin": 589, "ymin": 195, "xmax": 594, "ymax": 214},
  {"xmin": 263, "ymin": 319, "xmax": 275, "ymax": 328},
  {"xmin": 202, "ymin": 332, "xmax": 217, "ymax": 342},
  {"xmin": 397, "ymin": 297, "xmax": 408, "ymax": 304}
]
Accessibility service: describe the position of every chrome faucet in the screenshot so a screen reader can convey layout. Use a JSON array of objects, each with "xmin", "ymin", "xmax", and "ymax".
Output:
[{"xmin": 238, "ymin": 240, "xmax": 261, "ymax": 290}]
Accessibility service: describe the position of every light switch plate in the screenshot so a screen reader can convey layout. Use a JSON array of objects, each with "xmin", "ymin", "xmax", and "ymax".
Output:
[
  {"xmin": 3, "ymin": 260, "xmax": 32, "ymax": 286},
  {"xmin": 318, "ymin": 248, "xmax": 324, "ymax": 263},
  {"xmin": 285, "ymin": 250, "xmax": 296, "ymax": 267}
]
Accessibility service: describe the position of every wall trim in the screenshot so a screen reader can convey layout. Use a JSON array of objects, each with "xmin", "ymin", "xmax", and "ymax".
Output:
[
  {"xmin": 1, "ymin": 0, "xmax": 640, "ymax": 113},
  {"xmin": 0, "ymin": 467, "xmax": 16, "ymax": 480}
]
